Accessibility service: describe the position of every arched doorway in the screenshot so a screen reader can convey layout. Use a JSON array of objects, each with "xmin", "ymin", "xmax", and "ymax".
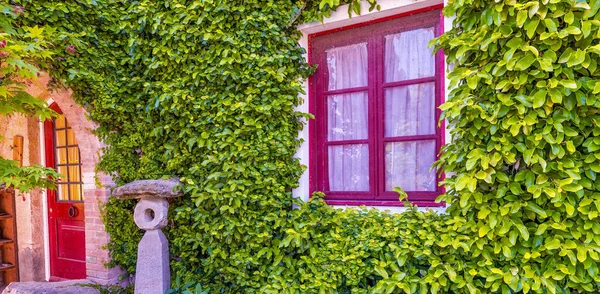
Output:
[{"xmin": 43, "ymin": 103, "xmax": 86, "ymax": 280}]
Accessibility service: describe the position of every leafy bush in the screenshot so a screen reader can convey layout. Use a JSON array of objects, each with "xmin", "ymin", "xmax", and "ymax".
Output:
[{"xmin": 18, "ymin": 0, "xmax": 600, "ymax": 292}]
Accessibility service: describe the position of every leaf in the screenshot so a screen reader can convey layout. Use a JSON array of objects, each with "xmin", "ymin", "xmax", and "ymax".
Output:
[
  {"xmin": 515, "ymin": 54, "xmax": 536, "ymax": 71},
  {"xmin": 525, "ymin": 18, "xmax": 540, "ymax": 38},
  {"xmin": 517, "ymin": 10, "xmax": 528, "ymax": 27},
  {"xmin": 375, "ymin": 266, "xmax": 389, "ymax": 279},
  {"xmin": 532, "ymin": 89, "xmax": 547, "ymax": 108},
  {"xmin": 525, "ymin": 202, "xmax": 547, "ymax": 218}
]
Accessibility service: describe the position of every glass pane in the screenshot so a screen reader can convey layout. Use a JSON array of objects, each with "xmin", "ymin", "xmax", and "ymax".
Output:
[
  {"xmin": 385, "ymin": 140, "xmax": 436, "ymax": 191},
  {"xmin": 56, "ymin": 148, "xmax": 68, "ymax": 165},
  {"xmin": 69, "ymin": 184, "xmax": 82, "ymax": 201},
  {"xmin": 326, "ymin": 43, "xmax": 368, "ymax": 90},
  {"xmin": 68, "ymin": 165, "xmax": 81, "ymax": 183},
  {"xmin": 327, "ymin": 92, "xmax": 368, "ymax": 141},
  {"xmin": 56, "ymin": 130, "xmax": 66, "ymax": 147},
  {"xmin": 385, "ymin": 83, "xmax": 435, "ymax": 137},
  {"xmin": 55, "ymin": 115, "xmax": 66, "ymax": 129},
  {"xmin": 67, "ymin": 129, "xmax": 77, "ymax": 145},
  {"xmin": 68, "ymin": 147, "xmax": 80, "ymax": 164},
  {"xmin": 385, "ymin": 27, "xmax": 435, "ymax": 82},
  {"xmin": 328, "ymin": 144, "xmax": 369, "ymax": 191},
  {"xmin": 57, "ymin": 184, "xmax": 69, "ymax": 201},
  {"xmin": 57, "ymin": 166, "xmax": 68, "ymax": 183}
]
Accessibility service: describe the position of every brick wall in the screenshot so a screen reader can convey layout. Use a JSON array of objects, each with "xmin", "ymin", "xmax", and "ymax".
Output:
[{"xmin": 28, "ymin": 74, "xmax": 125, "ymax": 285}]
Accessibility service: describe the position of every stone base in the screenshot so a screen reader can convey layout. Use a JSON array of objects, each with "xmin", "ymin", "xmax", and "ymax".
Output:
[{"xmin": 2, "ymin": 280, "xmax": 100, "ymax": 294}]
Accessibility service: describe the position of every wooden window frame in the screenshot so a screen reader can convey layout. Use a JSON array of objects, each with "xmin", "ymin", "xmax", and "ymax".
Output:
[{"xmin": 308, "ymin": 7, "xmax": 445, "ymax": 207}]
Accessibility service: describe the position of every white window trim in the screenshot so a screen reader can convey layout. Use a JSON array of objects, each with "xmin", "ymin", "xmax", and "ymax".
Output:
[{"xmin": 294, "ymin": 0, "xmax": 451, "ymax": 213}]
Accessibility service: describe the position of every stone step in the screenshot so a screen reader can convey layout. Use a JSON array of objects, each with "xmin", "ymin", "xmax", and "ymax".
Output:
[{"xmin": 2, "ymin": 280, "xmax": 100, "ymax": 294}]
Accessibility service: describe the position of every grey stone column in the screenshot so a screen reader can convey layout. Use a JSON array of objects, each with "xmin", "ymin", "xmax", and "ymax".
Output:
[{"xmin": 113, "ymin": 179, "xmax": 183, "ymax": 294}]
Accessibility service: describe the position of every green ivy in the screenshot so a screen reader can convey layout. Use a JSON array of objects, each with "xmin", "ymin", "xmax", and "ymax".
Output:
[
  {"xmin": 433, "ymin": 0, "xmax": 600, "ymax": 292},
  {"xmin": 15, "ymin": 0, "xmax": 600, "ymax": 293}
]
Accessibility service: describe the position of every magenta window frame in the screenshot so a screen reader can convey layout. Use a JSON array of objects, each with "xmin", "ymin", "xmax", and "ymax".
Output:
[{"xmin": 308, "ymin": 7, "xmax": 446, "ymax": 207}]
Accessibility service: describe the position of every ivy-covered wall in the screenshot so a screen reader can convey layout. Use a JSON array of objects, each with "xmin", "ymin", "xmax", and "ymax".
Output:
[{"xmin": 17, "ymin": 0, "xmax": 600, "ymax": 292}]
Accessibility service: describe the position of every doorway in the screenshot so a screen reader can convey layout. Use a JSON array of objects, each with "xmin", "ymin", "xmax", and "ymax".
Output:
[{"xmin": 43, "ymin": 103, "xmax": 86, "ymax": 279}]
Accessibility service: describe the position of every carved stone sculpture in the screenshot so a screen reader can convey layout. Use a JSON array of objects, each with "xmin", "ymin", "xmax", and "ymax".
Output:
[{"xmin": 113, "ymin": 179, "xmax": 182, "ymax": 294}]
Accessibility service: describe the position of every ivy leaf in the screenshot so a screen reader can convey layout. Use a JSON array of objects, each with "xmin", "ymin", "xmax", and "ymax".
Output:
[{"xmin": 515, "ymin": 54, "xmax": 536, "ymax": 71}]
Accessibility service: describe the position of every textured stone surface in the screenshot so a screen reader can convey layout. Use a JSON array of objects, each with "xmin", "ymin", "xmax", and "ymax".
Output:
[
  {"xmin": 133, "ymin": 198, "xmax": 169, "ymax": 230},
  {"xmin": 113, "ymin": 179, "xmax": 183, "ymax": 200},
  {"xmin": 135, "ymin": 230, "xmax": 170, "ymax": 294},
  {"xmin": 2, "ymin": 280, "xmax": 100, "ymax": 294}
]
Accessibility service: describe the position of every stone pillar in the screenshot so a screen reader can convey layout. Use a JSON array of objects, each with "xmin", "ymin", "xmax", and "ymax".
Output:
[{"xmin": 113, "ymin": 179, "xmax": 182, "ymax": 294}]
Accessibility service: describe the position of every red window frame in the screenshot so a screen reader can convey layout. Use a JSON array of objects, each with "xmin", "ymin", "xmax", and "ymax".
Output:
[{"xmin": 308, "ymin": 7, "xmax": 445, "ymax": 207}]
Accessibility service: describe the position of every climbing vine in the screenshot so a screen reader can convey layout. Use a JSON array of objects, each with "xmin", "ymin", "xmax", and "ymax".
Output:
[{"xmin": 16, "ymin": 0, "xmax": 600, "ymax": 293}]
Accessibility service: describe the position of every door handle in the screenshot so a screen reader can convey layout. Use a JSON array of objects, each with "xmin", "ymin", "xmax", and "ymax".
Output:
[{"xmin": 68, "ymin": 206, "xmax": 77, "ymax": 218}]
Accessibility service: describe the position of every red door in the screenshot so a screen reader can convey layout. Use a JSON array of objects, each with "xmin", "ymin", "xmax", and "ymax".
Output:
[{"xmin": 44, "ymin": 103, "xmax": 86, "ymax": 280}]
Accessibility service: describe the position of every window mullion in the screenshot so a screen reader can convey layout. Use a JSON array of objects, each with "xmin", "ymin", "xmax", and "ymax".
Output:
[{"xmin": 368, "ymin": 34, "xmax": 381, "ymax": 199}]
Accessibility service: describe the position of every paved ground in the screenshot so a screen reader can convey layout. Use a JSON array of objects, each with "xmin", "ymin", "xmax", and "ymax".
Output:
[{"xmin": 2, "ymin": 280, "xmax": 100, "ymax": 294}]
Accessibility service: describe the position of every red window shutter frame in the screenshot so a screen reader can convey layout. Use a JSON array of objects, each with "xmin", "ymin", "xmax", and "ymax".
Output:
[{"xmin": 308, "ymin": 6, "xmax": 446, "ymax": 207}]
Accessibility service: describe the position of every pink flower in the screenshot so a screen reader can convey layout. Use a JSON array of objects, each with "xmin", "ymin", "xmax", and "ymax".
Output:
[
  {"xmin": 0, "ymin": 40, "xmax": 6, "ymax": 48},
  {"xmin": 65, "ymin": 45, "xmax": 77, "ymax": 55},
  {"xmin": 12, "ymin": 6, "xmax": 24, "ymax": 16}
]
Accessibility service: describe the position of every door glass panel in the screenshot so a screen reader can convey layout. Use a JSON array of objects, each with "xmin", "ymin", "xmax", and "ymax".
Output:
[
  {"xmin": 384, "ymin": 27, "xmax": 435, "ymax": 82},
  {"xmin": 384, "ymin": 83, "xmax": 435, "ymax": 137},
  {"xmin": 56, "ymin": 148, "xmax": 68, "ymax": 165},
  {"xmin": 385, "ymin": 140, "xmax": 436, "ymax": 191},
  {"xmin": 68, "ymin": 147, "xmax": 80, "ymax": 164},
  {"xmin": 57, "ymin": 166, "xmax": 68, "ymax": 182},
  {"xmin": 69, "ymin": 184, "xmax": 82, "ymax": 201},
  {"xmin": 328, "ymin": 144, "xmax": 370, "ymax": 191},
  {"xmin": 326, "ymin": 43, "xmax": 368, "ymax": 90},
  {"xmin": 55, "ymin": 116, "xmax": 66, "ymax": 129},
  {"xmin": 56, "ymin": 130, "xmax": 66, "ymax": 147},
  {"xmin": 68, "ymin": 166, "xmax": 81, "ymax": 182},
  {"xmin": 66, "ymin": 129, "xmax": 77, "ymax": 146},
  {"xmin": 57, "ymin": 184, "xmax": 69, "ymax": 201},
  {"xmin": 327, "ymin": 92, "xmax": 368, "ymax": 141}
]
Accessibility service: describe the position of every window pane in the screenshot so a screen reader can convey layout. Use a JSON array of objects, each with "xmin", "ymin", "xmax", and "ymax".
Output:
[
  {"xmin": 56, "ymin": 130, "xmax": 66, "ymax": 147},
  {"xmin": 57, "ymin": 166, "xmax": 68, "ymax": 183},
  {"xmin": 55, "ymin": 115, "xmax": 66, "ymax": 129},
  {"xmin": 68, "ymin": 166, "xmax": 81, "ymax": 183},
  {"xmin": 57, "ymin": 184, "xmax": 69, "ymax": 201},
  {"xmin": 69, "ymin": 184, "xmax": 82, "ymax": 201},
  {"xmin": 385, "ymin": 27, "xmax": 435, "ymax": 82},
  {"xmin": 385, "ymin": 140, "xmax": 436, "ymax": 191},
  {"xmin": 68, "ymin": 147, "xmax": 80, "ymax": 164},
  {"xmin": 67, "ymin": 129, "xmax": 77, "ymax": 145},
  {"xmin": 326, "ymin": 43, "xmax": 368, "ymax": 90},
  {"xmin": 327, "ymin": 92, "xmax": 368, "ymax": 141},
  {"xmin": 328, "ymin": 144, "xmax": 369, "ymax": 191},
  {"xmin": 56, "ymin": 148, "xmax": 68, "ymax": 165},
  {"xmin": 385, "ymin": 83, "xmax": 435, "ymax": 137}
]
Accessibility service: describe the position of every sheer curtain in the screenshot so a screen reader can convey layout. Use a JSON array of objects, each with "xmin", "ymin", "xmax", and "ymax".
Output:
[
  {"xmin": 326, "ymin": 43, "xmax": 369, "ymax": 191},
  {"xmin": 384, "ymin": 28, "xmax": 437, "ymax": 192}
]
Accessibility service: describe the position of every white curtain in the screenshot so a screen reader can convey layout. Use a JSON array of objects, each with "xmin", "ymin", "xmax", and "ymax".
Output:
[
  {"xmin": 326, "ymin": 43, "xmax": 369, "ymax": 191},
  {"xmin": 384, "ymin": 28, "xmax": 435, "ymax": 82},
  {"xmin": 384, "ymin": 28, "xmax": 437, "ymax": 192}
]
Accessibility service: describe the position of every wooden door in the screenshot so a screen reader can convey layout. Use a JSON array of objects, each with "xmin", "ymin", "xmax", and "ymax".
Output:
[{"xmin": 44, "ymin": 103, "xmax": 86, "ymax": 279}]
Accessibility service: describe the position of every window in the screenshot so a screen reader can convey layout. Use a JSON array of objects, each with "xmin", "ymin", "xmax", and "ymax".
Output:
[
  {"xmin": 53, "ymin": 114, "xmax": 84, "ymax": 201},
  {"xmin": 309, "ymin": 9, "xmax": 444, "ymax": 206}
]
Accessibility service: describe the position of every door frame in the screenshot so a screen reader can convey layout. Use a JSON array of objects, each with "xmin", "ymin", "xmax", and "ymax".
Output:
[{"xmin": 40, "ymin": 99, "xmax": 53, "ymax": 281}]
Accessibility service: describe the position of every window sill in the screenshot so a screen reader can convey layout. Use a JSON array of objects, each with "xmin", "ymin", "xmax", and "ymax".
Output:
[{"xmin": 324, "ymin": 199, "xmax": 445, "ymax": 207}]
